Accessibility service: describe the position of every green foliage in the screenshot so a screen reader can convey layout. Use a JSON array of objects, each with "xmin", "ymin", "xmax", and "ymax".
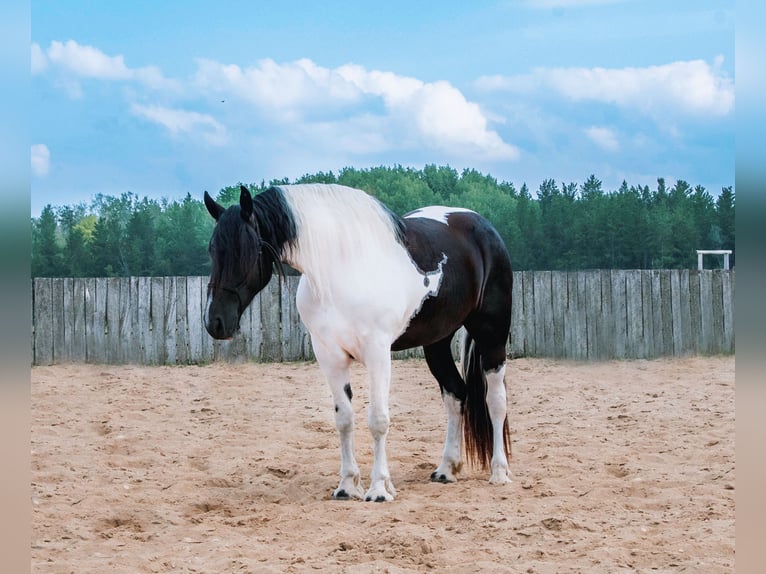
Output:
[
  {"xmin": 716, "ymin": 186, "xmax": 735, "ymax": 265},
  {"xmin": 155, "ymin": 193, "xmax": 212, "ymax": 276},
  {"xmin": 30, "ymin": 166, "xmax": 735, "ymax": 277},
  {"xmin": 124, "ymin": 198, "xmax": 161, "ymax": 276},
  {"xmin": 31, "ymin": 205, "xmax": 64, "ymax": 277}
]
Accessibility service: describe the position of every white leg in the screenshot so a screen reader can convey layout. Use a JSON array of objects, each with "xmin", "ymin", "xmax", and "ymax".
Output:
[
  {"xmin": 363, "ymin": 350, "xmax": 396, "ymax": 502},
  {"xmin": 313, "ymin": 341, "xmax": 364, "ymax": 500},
  {"xmin": 431, "ymin": 393, "xmax": 463, "ymax": 482},
  {"xmin": 485, "ymin": 364, "xmax": 511, "ymax": 484}
]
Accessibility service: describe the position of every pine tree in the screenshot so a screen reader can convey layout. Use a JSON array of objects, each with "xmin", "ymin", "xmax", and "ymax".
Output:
[
  {"xmin": 716, "ymin": 186, "xmax": 735, "ymax": 266},
  {"xmin": 32, "ymin": 205, "xmax": 64, "ymax": 276}
]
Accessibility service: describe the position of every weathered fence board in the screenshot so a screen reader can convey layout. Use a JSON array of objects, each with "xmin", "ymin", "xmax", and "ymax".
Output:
[
  {"xmin": 711, "ymin": 270, "xmax": 725, "ymax": 356},
  {"xmin": 669, "ymin": 271, "xmax": 682, "ymax": 357},
  {"xmin": 625, "ymin": 270, "xmax": 643, "ymax": 359},
  {"xmin": 186, "ymin": 277, "xmax": 203, "ymax": 362},
  {"xmin": 260, "ymin": 280, "xmax": 282, "ymax": 362},
  {"xmin": 677, "ymin": 271, "xmax": 692, "ymax": 357},
  {"xmin": 247, "ymin": 284, "xmax": 263, "ymax": 360},
  {"xmin": 136, "ymin": 277, "xmax": 150, "ymax": 364},
  {"xmin": 649, "ymin": 271, "xmax": 663, "ymax": 357},
  {"xmin": 51, "ymin": 277, "xmax": 66, "ymax": 363},
  {"xmin": 572, "ymin": 272, "xmax": 588, "ymax": 360},
  {"xmin": 598, "ymin": 270, "xmax": 614, "ymax": 360},
  {"xmin": 583, "ymin": 271, "xmax": 599, "ymax": 360},
  {"xmin": 521, "ymin": 270, "xmax": 536, "ymax": 356},
  {"xmin": 533, "ymin": 271, "xmax": 549, "ymax": 356},
  {"xmin": 688, "ymin": 270, "xmax": 701, "ymax": 355},
  {"xmin": 148, "ymin": 277, "xmax": 162, "ymax": 365},
  {"xmin": 164, "ymin": 277, "xmax": 178, "ymax": 365},
  {"xmin": 659, "ymin": 271, "xmax": 673, "ymax": 356},
  {"xmin": 105, "ymin": 277, "xmax": 120, "ymax": 363},
  {"xmin": 33, "ymin": 277, "xmax": 53, "ymax": 365},
  {"xmin": 509, "ymin": 273, "xmax": 524, "ymax": 358},
  {"xmin": 611, "ymin": 270, "xmax": 627, "ymax": 359},
  {"xmin": 699, "ymin": 271, "xmax": 714, "ymax": 355},
  {"xmin": 31, "ymin": 270, "xmax": 735, "ymax": 365},
  {"xmin": 640, "ymin": 271, "xmax": 654, "ymax": 360},
  {"xmin": 722, "ymin": 270, "xmax": 734, "ymax": 353},
  {"xmin": 117, "ymin": 277, "xmax": 131, "ymax": 363},
  {"xmin": 175, "ymin": 277, "xmax": 189, "ymax": 364},
  {"xmin": 550, "ymin": 271, "xmax": 567, "ymax": 359},
  {"xmin": 70, "ymin": 278, "xmax": 87, "ymax": 362},
  {"xmin": 93, "ymin": 278, "xmax": 108, "ymax": 363}
]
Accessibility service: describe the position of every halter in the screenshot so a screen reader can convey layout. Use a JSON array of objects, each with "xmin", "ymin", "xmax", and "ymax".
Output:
[{"xmin": 208, "ymin": 279, "xmax": 249, "ymax": 314}]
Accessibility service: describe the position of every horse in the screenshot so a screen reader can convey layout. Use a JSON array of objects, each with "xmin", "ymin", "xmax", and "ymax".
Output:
[{"xmin": 203, "ymin": 183, "xmax": 513, "ymax": 502}]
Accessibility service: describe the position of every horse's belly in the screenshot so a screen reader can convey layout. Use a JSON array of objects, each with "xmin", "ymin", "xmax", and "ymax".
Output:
[
  {"xmin": 296, "ymin": 256, "xmax": 442, "ymax": 358},
  {"xmin": 391, "ymin": 286, "xmax": 474, "ymax": 350}
]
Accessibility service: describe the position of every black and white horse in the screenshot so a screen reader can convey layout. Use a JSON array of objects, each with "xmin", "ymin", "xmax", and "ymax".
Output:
[{"xmin": 203, "ymin": 183, "xmax": 513, "ymax": 502}]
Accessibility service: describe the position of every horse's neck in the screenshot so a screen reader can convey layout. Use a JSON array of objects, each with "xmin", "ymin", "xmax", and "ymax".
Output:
[{"xmin": 252, "ymin": 189, "xmax": 298, "ymax": 265}]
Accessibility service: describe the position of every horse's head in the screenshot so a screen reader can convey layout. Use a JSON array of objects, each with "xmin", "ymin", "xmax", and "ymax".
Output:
[{"xmin": 203, "ymin": 186, "xmax": 274, "ymax": 339}]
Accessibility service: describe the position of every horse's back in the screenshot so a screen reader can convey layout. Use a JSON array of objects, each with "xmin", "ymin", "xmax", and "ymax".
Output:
[{"xmin": 293, "ymin": 196, "xmax": 511, "ymax": 358}]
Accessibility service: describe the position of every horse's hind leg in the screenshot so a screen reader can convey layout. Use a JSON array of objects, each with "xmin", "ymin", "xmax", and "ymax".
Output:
[
  {"xmin": 423, "ymin": 334, "xmax": 466, "ymax": 483},
  {"xmin": 484, "ymin": 356, "xmax": 511, "ymax": 484},
  {"xmin": 464, "ymin": 318, "xmax": 512, "ymax": 485},
  {"xmin": 464, "ymin": 259, "xmax": 512, "ymax": 484}
]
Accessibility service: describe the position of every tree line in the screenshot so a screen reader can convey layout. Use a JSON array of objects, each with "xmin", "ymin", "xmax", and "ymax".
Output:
[{"xmin": 31, "ymin": 164, "xmax": 735, "ymax": 277}]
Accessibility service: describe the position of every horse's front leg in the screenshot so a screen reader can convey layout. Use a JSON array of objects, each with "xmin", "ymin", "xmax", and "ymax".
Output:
[
  {"xmin": 363, "ymin": 349, "xmax": 396, "ymax": 502},
  {"xmin": 314, "ymin": 342, "xmax": 364, "ymax": 500}
]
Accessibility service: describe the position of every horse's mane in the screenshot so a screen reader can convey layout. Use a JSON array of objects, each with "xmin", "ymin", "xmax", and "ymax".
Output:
[
  {"xmin": 209, "ymin": 207, "xmax": 263, "ymax": 289},
  {"xmin": 274, "ymin": 183, "xmax": 406, "ymax": 300}
]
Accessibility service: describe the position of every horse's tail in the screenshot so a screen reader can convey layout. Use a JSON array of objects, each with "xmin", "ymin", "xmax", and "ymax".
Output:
[{"xmin": 461, "ymin": 330, "xmax": 511, "ymax": 469}]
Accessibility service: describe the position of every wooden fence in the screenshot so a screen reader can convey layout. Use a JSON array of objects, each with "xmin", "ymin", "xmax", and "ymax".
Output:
[{"xmin": 31, "ymin": 270, "xmax": 734, "ymax": 366}]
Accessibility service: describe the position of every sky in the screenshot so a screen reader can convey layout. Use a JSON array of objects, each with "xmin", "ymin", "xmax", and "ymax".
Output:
[{"xmin": 30, "ymin": 0, "xmax": 735, "ymax": 216}]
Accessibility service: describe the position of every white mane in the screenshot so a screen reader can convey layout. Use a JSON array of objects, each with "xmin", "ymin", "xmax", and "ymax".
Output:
[{"xmin": 277, "ymin": 184, "xmax": 404, "ymax": 300}]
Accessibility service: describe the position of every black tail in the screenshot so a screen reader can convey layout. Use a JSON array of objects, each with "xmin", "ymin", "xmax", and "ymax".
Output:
[{"xmin": 461, "ymin": 331, "xmax": 511, "ymax": 469}]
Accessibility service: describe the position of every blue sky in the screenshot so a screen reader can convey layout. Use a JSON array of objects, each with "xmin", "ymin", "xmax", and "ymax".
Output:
[{"xmin": 30, "ymin": 0, "xmax": 734, "ymax": 216}]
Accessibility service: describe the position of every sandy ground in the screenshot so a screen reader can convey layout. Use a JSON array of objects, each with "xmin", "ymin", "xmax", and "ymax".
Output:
[{"xmin": 31, "ymin": 356, "xmax": 734, "ymax": 573}]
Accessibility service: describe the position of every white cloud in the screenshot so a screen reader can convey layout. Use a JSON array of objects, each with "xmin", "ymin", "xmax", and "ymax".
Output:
[
  {"xmin": 337, "ymin": 65, "xmax": 423, "ymax": 106},
  {"xmin": 35, "ymin": 40, "xmax": 518, "ymax": 161},
  {"xmin": 130, "ymin": 104, "xmax": 228, "ymax": 146},
  {"xmin": 37, "ymin": 40, "xmax": 179, "ymax": 92},
  {"xmin": 477, "ymin": 57, "xmax": 734, "ymax": 119},
  {"xmin": 31, "ymin": 144, "xmax": 50, "ymax": 177},
  {"xmin": 194, "ymin": 57, "xmax": 361, "ymax": 114},
  {"xmin": 48, "ymin": 40, "xmax": 132, "ymax": 80},
  {"xmin": 584, "ymin": 126, "xmax": 619, "ymax": 152},
  {"xmin": 194, "ymin": 58, "xmax": 519, "ymax": 160},
  {"xmin": 408, "ymin": 81, "xmax": 518, "ymax": 159},
  {"xmin": 296, "ymin": 114, "xmax": 392, "ymax": 155}
]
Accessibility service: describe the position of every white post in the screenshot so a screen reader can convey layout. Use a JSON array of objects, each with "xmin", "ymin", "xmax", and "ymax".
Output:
[{"xmin": 696, "ymin": 250, "xmax": 733, "ymax": 270}]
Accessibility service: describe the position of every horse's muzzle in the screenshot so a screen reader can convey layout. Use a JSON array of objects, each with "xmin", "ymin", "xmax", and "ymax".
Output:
[{"xmin": 205, "ymin": 308, "xmax": 240, "ymax": 340}]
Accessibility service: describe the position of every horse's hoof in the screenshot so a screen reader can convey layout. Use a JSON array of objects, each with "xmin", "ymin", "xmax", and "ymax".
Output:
[
  {"xmin": 430, "ymin": 470, "xmax": 454, "ymax": 483},
  {"xmin": 363, "ymin": 485, "xmax": 394, "ymax": 502},
  {"xmin": 333, "ymin": 486, "xmax": 363, "ymax": 500},
  {"xmin": 489, "ymin": 466, "xmax": 512, "ymax": 484},
  {"xmin": 489, "ymin": 474, "xmax": 512, "ymax": 485}
]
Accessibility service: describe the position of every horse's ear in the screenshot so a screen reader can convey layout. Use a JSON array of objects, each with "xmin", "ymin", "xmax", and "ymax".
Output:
[
  {"xmin": 239, "ymin": 185, "xmax": 254, "ymax": 221},
  {"xmin": 204, "ymin": 191, "xmax": 225, "ymax": 221}
]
